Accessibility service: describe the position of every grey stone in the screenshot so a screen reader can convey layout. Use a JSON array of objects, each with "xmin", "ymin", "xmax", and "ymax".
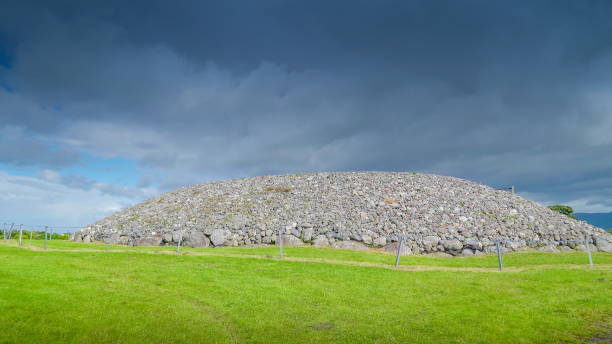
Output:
[
  {"xmin": 210, "ymin": 229, "xmax": 225, "ymax": 246},
  {"xmin": 349, "ymin": 233, "xmax": 362, "ymax": 241},
  {"xmin": 281, "ymin": 234, "xmax": 304, "ymax": 247},
  {"xmin": 135, "ymin": 236, "xmax": 162, "ymax": 246},
  {"xmin": 595, "ymin": 238, "xmax": 612, "ymax": 253},
  {"xmin": 384, "ymin": 242, "xmax": 412, "ymax": 255},
  {"xmin": 421, "ymin": 235, "xmax": 441, "ymax": 252},
  {"xmin": 290, "ymin": 228, "xmax": 301, "ymax": 238},
  {"xmin": 429, "ymin": 252, "xmax": 453, "ymax": 257},
  {"xmin": 172, "ymin": 232, "xmax": 183, "ymax": 243},
  {"xmin": 461, "ymin": 248, "xmax": 474, "ymax": 256},
  {"xmin": 312, "ymin": 235, "xmax": 329, "ymax": 247},
  {"xmin": 162, "ymin": 233, "xmax": 173, "ymax": 243},
  {"xmin": 538, "ymin": 244, "xmax": 560, "ymax": 253},
  {"xmin": 104, "ymin": 235, "xmax": 118, "ymax": 244},
  {"xmin": 463, "ymin": 237, "xmax": 482, "ymax": 251},
  {"xmin": 117, "ymin": 236, "xmax": 129, "ymax": 245},
  {"xmin": 373, "ymin": 236, "xmax": 387, "ymax": 247},
  {"xmin": 332, "ymin": 240, "xmax": 369, "ymax": 251},
  {"xmin": 302, "ymin": 228, "xmax": 314, "ymax": 242},
  {"xmin": 441, "ymin": 239, "xmax": 463, "ymax": 251},
  {"xmin": 183, "ymin": 231, "xmax": 210, "ymax": 248}
]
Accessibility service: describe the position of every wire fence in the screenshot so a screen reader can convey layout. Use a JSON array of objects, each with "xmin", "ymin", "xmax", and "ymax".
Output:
[
  {"xmin": 1, "ymin": 223, "xmax": 74, "ymax": 249},
  {"xmin": 1, "ymin": 220, "xmax": 603, "ymax": 272}
]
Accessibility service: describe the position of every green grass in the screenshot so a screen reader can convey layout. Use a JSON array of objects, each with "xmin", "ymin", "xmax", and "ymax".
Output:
[
  {"xmin": 0, "ymin": 241, "xmax": 611, "ymax": 343},
  {"xmin": 12, "ymin": 239, "xmax": 612, "ymax": 268}
]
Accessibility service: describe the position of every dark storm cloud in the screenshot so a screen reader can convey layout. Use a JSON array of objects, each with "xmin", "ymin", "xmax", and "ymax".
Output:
[
  {"xmin": 37, "ymin": 169, "xmax": 153, "ymax": 199},
  {"xmin": 0, "ymin": 128, "xmax": 80, "ymax": 168},
  {"xmin": 0, "ymin": 0, "xmax": 611, "ymax": 211}
]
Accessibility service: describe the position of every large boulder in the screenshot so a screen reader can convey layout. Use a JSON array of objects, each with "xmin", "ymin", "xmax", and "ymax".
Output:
[
  {"xmin": 464, "ymin": 238, "xmax": 482, "ymax": 251},
  {"xmin": 441, "ymin": 239, "xmax": 463, "ymax": 252},
  {"xmin": 384, "ymin": 241, "xmax": 412, "ymax": 255},
  {"xmin": 373, "ymin": 236, "xmax": 387, "ymax": 247},
  {"xmin": 210, "ymin": 229, "xmax": 225, "ymax": 247},
  {"xmin": 312, "ymin": 235, "xmax": 330, "ymax": 247},
  {"xmin": 280, "ymin": 234, "xmax": 304, "ymax": 247},
  {"xmin": 421, "ymin": 236, "xmax": 440, "ymax": 252},
  {"xmin": 103, "ymin": 235, "xmax": 119, "ymax": 244},
  {"xmin": 332, "ymin": 240, "xmax": 369, "ymax": 251},
  {"xmin": 117, "ymin": 236, "xmax": 130, "ymax": 245},
  {"xmin": 595, "ymin": 238, "xmax": 612, "ymax": 253},
  {"xmin": 183, "ymin": 231, "xmax": 210, "ymax": 248},
  {"xmin": 302, "ymin": 228, "xmax": 314, "ymax": 242},
  {"xmin": 135, "ymin": 236, "xmax": 162, "ymax": 246}
]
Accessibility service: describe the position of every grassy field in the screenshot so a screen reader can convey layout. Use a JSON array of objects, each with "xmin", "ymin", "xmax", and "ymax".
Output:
[{"xmin": 0, "ymin": 240, "xmax": 611, "ymax": 343}]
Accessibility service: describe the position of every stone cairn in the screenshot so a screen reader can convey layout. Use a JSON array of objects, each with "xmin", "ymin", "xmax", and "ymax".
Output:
[{"xmin": 73, "ymin": 172, "xmax": 612, "ymax": 255}]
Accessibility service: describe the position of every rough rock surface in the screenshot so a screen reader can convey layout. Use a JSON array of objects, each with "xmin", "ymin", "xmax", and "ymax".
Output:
[
  {"xmin": 73, "ymin": 172, "xmax": 612, "ymax": 255},
  {"xmin": 332, "ymin": 240, "xmax": 369, "ymax": 251}
]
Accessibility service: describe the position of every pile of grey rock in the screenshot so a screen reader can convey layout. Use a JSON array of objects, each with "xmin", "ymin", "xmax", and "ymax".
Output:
[{"xmin": 72, "ymin": 172, "xmax": 612, "ymax": 255}]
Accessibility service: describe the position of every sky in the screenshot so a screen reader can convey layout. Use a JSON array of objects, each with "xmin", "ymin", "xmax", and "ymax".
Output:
[{"xmin": 1, "ymin": 0, "xmax": 612, "ymax": 228}]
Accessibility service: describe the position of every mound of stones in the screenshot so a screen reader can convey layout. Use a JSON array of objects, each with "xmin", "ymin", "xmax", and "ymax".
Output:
[{"xmin": 73, "ymin": 172, "xmax": 612, "ymax": 255}]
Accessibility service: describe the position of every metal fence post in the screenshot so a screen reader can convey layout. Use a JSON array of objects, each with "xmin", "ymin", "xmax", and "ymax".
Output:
[
  {"xmin": 18, "ymin": 224, "xmax": 23, "ymax": 247},
  {"xmin": 395, "ymin": 237, "xmax": 404, "ymax": 268},
  {"xmin": 176, "ymin": 232, "xmax": 182, "ymax": 253},
  {"xmin": 104, "ymin": 226, "xmax": 109, "ymax": 252},
  {"xmin": 2, "ymin": 223, "xmax": 5, "ymax": 240},
  {"xmin": 44, "ymin": 226, "xmax": 48, "ymax": 250},
  {"xmin": 278, "ymin": 229, "xmax": 284, "ymax": 259},
  {"xmin": 495, "ymin": 240, "xmax": 503, "ymax": 271},
  {"xmin": 585, "ymin": 236, "xmax": 593, "ymax": 268}
]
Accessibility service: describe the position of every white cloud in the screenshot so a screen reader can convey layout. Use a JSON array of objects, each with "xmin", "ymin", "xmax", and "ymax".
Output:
[{"xmin": 0, "ymin": 171, "xmax": 153, "ymax": 229}]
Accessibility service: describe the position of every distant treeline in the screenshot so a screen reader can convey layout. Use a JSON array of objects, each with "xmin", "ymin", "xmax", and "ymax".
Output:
[{"xmin": 1, "ymin": 230, "xmax": 70, "ymax": 240}]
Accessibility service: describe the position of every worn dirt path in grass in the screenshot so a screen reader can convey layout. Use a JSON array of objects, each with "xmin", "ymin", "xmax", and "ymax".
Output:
[{"xmin": 3, "ymin": 242, "xmax": 611, "ymax": 273}]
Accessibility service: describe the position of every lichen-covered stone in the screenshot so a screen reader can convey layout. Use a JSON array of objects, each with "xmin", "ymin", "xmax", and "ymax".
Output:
[
  {"xmin": 183, "ymin": 231, "xmax": 209, "ymax": 248},
  {"xmin": 210, "ymin": 229, "xmax": 225, "ymax": 246},
  {"xmin": 135, "ymin": 236, "xmax": 162, "ymax": 246},
  {"xmin": 280, "ymin": 234, "xmax": 304, "ymax": 247},
  {"xmin": 384, "ymin": 242, "xmax": 412, "ymax": 255},
  {"xmin": 312, "ymin": 235, "xmax": 330, "ymax": 247},
  {"xmin": 332, "ymin": 240, "xmax": 368, "ymax": 251}
]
